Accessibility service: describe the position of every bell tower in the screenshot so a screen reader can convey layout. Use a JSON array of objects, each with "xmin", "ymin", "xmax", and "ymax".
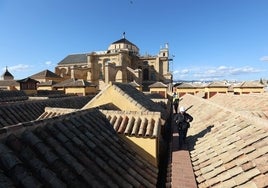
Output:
[{"xmin": 158, "ymin": 43, "xmax": 169, "ymax": 58}]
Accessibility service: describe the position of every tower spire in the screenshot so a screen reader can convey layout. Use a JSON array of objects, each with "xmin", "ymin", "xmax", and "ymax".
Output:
[{"xmin": 123, "ymin": 32, "xmax": 126, "ymax": 39}]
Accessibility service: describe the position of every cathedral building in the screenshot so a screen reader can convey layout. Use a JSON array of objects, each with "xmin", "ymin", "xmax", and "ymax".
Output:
[{"xmin": 55, "ymin": 33, "xmax": 172, "ymax": 91}]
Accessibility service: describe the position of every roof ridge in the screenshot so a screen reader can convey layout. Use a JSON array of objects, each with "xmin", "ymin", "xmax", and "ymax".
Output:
[{"xmin": 0, "ymin": 109, "xmax": 94, "ymax": 139}]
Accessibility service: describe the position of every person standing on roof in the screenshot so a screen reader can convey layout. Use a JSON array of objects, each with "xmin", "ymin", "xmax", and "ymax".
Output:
[
  {"xmin": 175, "ymin": 106, "xmax": 193, "ymax": 148},
  {"xmin": 172, "ymin": 92, "xmax": 179, "ymax": 114}
]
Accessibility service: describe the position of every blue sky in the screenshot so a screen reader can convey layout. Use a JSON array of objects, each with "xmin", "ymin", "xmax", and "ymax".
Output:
[{"xmin": 0, "ymin": 0, "xmax": 268, "ymax": 82}]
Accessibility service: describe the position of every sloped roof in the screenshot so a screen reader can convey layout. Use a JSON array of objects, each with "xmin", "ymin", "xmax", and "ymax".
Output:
[
  {"xmin": 0, "ymin": 109, "xmax": 158, "ymax": 187},
  {"xmin": 37, "ymin": 80, "xmax": 56, "ymax": 86},
  {"xmin": 0, "ymin": 80, "xmax": 19, "ymax": 86},
  {"xmin": 38, "ymin": 108, "xmax": 162, "ymax": 138},
  {"xmin": 58, "ymin": 54, "xmax": 87, "ymax": 65},
  {"xmin": 53, "ymin": 78, "xmax": 95, "ymax": 88},
  {"xmin": 176, "ymin": 82, "xmax": 196, "ymax": 88},
  {"xmin": 233, "ymin": 81, "xmax": 265, "ymax": 88},
  {"xmin": 0, "ymin": 96, "xmax": 92, "ymax": 127},
  {"xmin": 206, "ymin": 81, "xmax": 229, "ymax": 88},
  {"xmin": 0, "ymin": 90, "xmax": 28, "ymax": 102},
  {"xmin": 129, "ymin": 80, "xmax": 141, "ymax": 87},
  {"xmin": 100, "ymin": 110, "xmax": 161, "ymax": 138},
  {"xmin": 83, "ymin": 82, "xmax": 167, "ymax": 121},
  {"xmin": 112, "ymin": 38, "xmax": 137, "ymax": 48},
  {"xmin": 113, "ymin": 82, "xmax": 165, "ymax": 113},
  {"xmin": 1, "ymin": 68, "xmax": 14, "ymax": 79},
  {"xmin": 17, "ymin": 77, "xmax": 39, "ymax": 83},
  {"xmin": 148, "ymin": 82, "xmax": 168, "ymax": 88},
  {"xmin": 209, "ymin": 93, "xmax": 268, "ymax": 120},
  {"xmin": 64, "ymin": 79, "xmax": 96, "ymax": 87},
  {"xmin": 52, "ymin": 78, "xmax": 74, "ymax": 87},
  {"xmin": 37, "ymin": 107, "xmax": 78, "ymax": 120},
  {"xmin": 177, "ymin": 94, "xmax": 268, "ymax": 187},
  {"xmin": 30, "ymin": 69, "xmax": 61, "ymax": 79}
]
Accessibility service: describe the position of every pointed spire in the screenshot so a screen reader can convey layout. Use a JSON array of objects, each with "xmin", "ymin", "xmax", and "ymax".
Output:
[{"xmin": 1, "ymin": 66, "xmax": 14, "ymax": 80}]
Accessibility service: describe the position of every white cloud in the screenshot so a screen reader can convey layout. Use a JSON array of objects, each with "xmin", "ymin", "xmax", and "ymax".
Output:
[
  {"xmin": 173, "ymin": 65, "xmax": 262, "ymax": 81},
  {"xmin": 181, "ymin": 69, "xmax": 190, "ymax": 74},
  {"xmin": 45, "ymin": 61, "xmax": 52, "ymax": 65},
  {"xmin": 260, "ymin": 56, "xmax": 268, "ymax": 62},
  {"xmin": 8, "ymin": 64, "xmax": 30, "ymax": 72},
  {"xmin": 229, "ymin": 66, "xmax": 259, "ymax": 75},
  {"xmin": 173, "ymin": 69, "xmax": 190, "ymax": 79},
  {"xmin": 44, "ymin": 61, "xmax": 55, "ymax": 67}
]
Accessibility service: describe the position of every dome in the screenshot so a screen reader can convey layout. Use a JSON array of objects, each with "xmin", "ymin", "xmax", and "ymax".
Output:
[{"xmin": 108, "ymin": 33, "xmax": 139, "ymax": 55}]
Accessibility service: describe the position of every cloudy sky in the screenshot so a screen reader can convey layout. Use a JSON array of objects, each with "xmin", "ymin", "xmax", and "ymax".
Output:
[{"xmin": 0, "ymin": 0, "xmax": 268, "ymax": 81}]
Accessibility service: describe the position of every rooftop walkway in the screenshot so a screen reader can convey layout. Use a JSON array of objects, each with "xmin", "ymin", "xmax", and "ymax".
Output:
[
  {"xmin": 170, "ymin": 113, "xmax": 197, "ymax": 188},
  {"xmin": 169, "ymin": 94, "xmax": 268, "ymax": 188}
]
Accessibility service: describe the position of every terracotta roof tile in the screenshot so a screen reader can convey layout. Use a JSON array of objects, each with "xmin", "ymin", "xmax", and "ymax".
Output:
[
  {"xmin": 0, "ymin": 109, "xmax": 158, "ymax": 187},
  {"xmin": 206, "ymin": 81, "xmax": 229, "ymax": 88},
  {"xmin": 176, "ymin": 94, "xmax": 268, "ymax": 187},
  {"xmin": 253, "ymin": 174, "xmax": 268, "ymax": 187},
  {"xmin": 100, "ymin": 110, "xmax": 161, "ymax": 138},
  {"xmin": 111, "ymin": 82, "xmax": 167, "ymax": 119},
  {"xmin": 233, "ymin": 81, "xmax": 265, "ymax": 88},
  {"xmin": 148, "ymin": 81, "xmax": 168, "ymax": 88},
  {"xmin": 30, "ymin": 69, "xmax": 61, "ymax": 79},
  {"xmin": 0, "ymin": 96, "xmax": 91, "ymax": 127},
  {"xmin": 209, "ymin": 93, "xmax": 268, "ymax": 120}
]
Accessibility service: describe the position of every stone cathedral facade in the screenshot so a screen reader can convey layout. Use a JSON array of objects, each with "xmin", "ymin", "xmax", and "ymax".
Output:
[{"xmin": 55, "ymin": 34, "xmax": 172, "ymax": 91}]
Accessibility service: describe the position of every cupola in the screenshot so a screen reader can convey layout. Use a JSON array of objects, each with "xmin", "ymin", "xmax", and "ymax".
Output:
[{"xmin": 108, "ymin": 32, "xmax": 139, "ymax": 55}]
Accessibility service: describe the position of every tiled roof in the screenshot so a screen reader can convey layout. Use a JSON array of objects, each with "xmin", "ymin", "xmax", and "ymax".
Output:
[
  {"xmin": 0, "ymin": 109, "xmax": 158, "ymax": 187},
  {"xmin": 0, "ymin": 96, "xmax": 92, "ymax": 127},
  {"xmin": 63, "ymin": 79, "xmax": 96, "ymax": 87},
  {"xmin": 233, "ymin": 81, "xmax": 265, "ymax": 88},
  {"xmin": 52, "ymin": 78, "xmax": 96, "ymax": 88},
  {"xmin": 146, "ymin": 93, "xmax": 166, "ymax": 99},
  {"xmin": 58, "ymin": 54, "xmax": 87, "ymax": 65},
  {"xmin": 52, "ymin": 78, "xmax": 75, "ymax": 87},
  {"xmin": 37, "ymin": 107, "xmax": 78, "ymax": 120},
  {"xmin": 112, "ymin": 38, "xmax": 137, "ymax": 47},
  {"xmin": 38, "ymin": 80, "xmax": 56, "ymax": 86},
  {"xmin": 17, "ymin": 77, "xmax": 39, "ymax": 83},
  {"xmin": 30, "ymin": 69, "xmax": 61, "ymax": 79},
  {"xmin": 112, "ymin": 82, "xmax": 166, "ymax": 115},
  {"xmin": 37, "ymin": 107, "xmax": 164, "ymax": 139},
  {"xmin": 177, "ymin": 94, "xmax": 268, "ymax": 187},
  {"xmin": 175, "ymin": 82, "xmax": 206, "ymax": 89},
  {"xmin": 148, "ymin": 81, "xmax": 168, "ymax": 88},
  {"xmin": 0, "ymin": 80, "xmax": 19, "ymax": 86},
  {"xmin": 0, "ymin": 90, "xmax": 28, "ymax": 102},
  {"xmin": 100, "ymin": 110, "xmax": 161, "ymax": 138},
  {"xmin": 206, "ymin": 81, "xmax": 229, "ymax": 88},
  {"xmin": 209, "ymin": 93, "xmax": 268, "ymax": 120},
  {"xmin": 176, "ymin": 82, "xmax": 195, "ymax": 88},
  {"xmin": 83, "ymin": 82, "xmax": 167, "ymax": 122}
]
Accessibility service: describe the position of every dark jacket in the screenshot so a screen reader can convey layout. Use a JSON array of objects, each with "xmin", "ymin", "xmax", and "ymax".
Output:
[{"xmin": 175, "ymin": 112, "xmax": 193, "ymax": 130}]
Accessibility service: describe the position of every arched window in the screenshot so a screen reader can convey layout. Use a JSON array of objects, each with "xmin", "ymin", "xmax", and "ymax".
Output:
[
  {"xmin": 99, "ymin": 64, "xmax": 103, "ymax": 79},
  {"xmin": 115, "ymin": 70, "xmax": 123, "ymax": 82},
  {"xmin": 143, "ymin": 68, "xmax": 149, "ymax": 81},
  {"xmin": 151, "ymin": 72, "xmax": 156, "ymax": 80}
]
